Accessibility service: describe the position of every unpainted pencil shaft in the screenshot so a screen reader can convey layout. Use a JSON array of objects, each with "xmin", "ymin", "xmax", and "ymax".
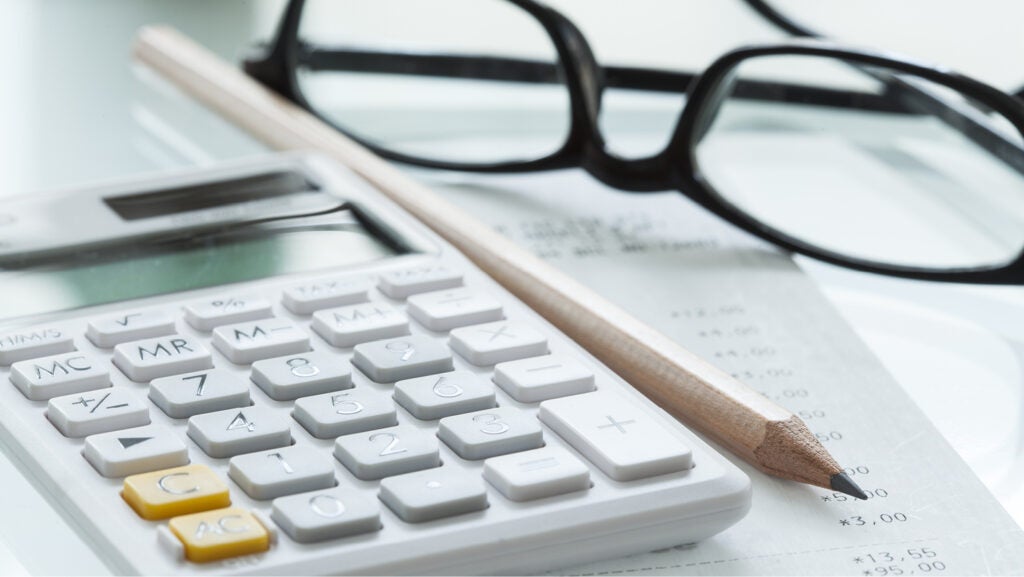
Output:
[{"xmin": 132, "ymin": 26, "xmax": 864, "ymax": 498}]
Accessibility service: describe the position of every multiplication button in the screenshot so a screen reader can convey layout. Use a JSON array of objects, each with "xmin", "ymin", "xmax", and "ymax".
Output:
[
  {"xmin": 112, "ymin": 335, "xmax": 213, "ymax": 382},
  {"xmin": 10, "ymin": 352, "xmax": 110, "ymax": 401},
  {"xmin": 449, "ymin": 321, "xmax": 548, "ymax": 366}
]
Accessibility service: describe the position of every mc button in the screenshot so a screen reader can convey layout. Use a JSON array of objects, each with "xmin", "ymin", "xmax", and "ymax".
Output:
[{"xmin": 123, "ymin": 464, "xmax": 231, "ymax": 520}]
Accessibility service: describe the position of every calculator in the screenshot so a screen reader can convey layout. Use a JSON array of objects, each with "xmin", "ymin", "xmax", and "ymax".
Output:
[{"xmin": 0, "ymin": 153, "xmax": 750, "ymax": 575}]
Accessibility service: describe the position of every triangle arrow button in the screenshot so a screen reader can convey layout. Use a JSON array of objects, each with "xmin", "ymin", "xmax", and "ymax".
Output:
[{"xmin": 118, "ymin": 436, "xmax": 153, "ymax": 449}]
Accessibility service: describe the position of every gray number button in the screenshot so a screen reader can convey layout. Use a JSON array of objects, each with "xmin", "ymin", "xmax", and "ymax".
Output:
[
  {"xmin": 228, "ymin": 445, "xmax": 335, "ymax": 500},
  {"xmin": 149, "ymin": 370, "xmax": 251, "ymax": 419},
  {"xmin": 352, "ymin": 335, "xmax": 453, "ymax": 383},
  {"xmin": 379, "ymin": 468, "xmax": 487, "ymax": 523},
  {"xmin": 292, "ymin": 389, "xmax": 397, "ymax": 439},
  {"xmin": 438, "ymin": 407, "xmax": 544, "ymax": 460},
  {"xmin": 334, "ymin": 424, "xmax": 440, "ymax": 480},
  {"xmin": 187, "ymin": 406, "xmax": 291, "ymax": 458},
  {"xmin": 393, "ymin": 371, "xmax": 496, "ymax": 420},
  {"xmin": 251, "ymin": 351, "xmax": 351, "ymax": 401},
  {"xmin": 271, "ymin": 487, "xmax": 381, "ymax": 543}
]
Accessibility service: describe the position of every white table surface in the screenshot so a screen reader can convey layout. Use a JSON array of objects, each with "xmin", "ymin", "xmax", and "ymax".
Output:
[{"xmin": 0, "ymin": 1, "xmax": 1021, "ymax": 574}]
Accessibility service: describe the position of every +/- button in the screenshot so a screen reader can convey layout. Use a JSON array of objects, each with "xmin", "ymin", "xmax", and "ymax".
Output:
[
  {"xmin": 168, "ymin": 507, "xmax": 270, "ymax": 563},
  {"xmin": 122, "ymin": 464, "xmax": 231, "ymax": 520}
]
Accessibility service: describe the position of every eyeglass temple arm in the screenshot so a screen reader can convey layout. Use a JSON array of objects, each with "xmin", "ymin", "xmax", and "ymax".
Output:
[{"xmin": 299, "ymin": 45, "xmax": 908, "ymax": 114}]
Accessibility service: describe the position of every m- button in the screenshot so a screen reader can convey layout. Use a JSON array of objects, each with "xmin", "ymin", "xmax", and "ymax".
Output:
[
  {"xmin": 112, "ymin": 335, "xmax": 213, "ymax": 382},
  {"xmin": 123, "ymin": 464, "xmax": 231, "ymax": 520}
]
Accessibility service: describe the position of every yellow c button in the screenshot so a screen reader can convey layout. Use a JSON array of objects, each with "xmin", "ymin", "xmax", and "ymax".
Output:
[
  {"xmin": 122, "ymin": 464, "xmax": 231, "ymax": 520},
  {"xmin": 169, "ymin": 507, "xmax": 270, "ymax": 563}
]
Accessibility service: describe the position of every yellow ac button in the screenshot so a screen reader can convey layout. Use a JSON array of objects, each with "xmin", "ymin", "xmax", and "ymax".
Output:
[
  {"xmin": 168, "ymin": 507, "xmax": 271, "ymax": 563},
  {"xmin": 122, "ymin": 464, "xmax": 230, "ymax": 520}
]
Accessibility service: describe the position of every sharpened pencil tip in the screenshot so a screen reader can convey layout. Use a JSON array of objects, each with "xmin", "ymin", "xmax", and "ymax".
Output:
[{"xmin": 830, "ymin": 472, "xmax": 868, "ymax": 500}]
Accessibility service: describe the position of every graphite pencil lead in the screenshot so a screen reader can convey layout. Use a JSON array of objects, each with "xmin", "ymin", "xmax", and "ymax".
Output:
[{"xmin": 830, "ymin": 472, "xmax": 868, "ymax": 500}]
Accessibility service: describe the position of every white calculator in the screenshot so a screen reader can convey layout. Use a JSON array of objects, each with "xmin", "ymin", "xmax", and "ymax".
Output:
[{"xmin": 0, "ymin": 154, "xmax": 750, "ymax": 575}]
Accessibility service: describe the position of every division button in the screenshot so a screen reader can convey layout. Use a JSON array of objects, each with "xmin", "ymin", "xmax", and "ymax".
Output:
[
  {"xmin": 47, "ymin": 388, "xmax": 150, "ymax": 437},
  {"xmin": 228, "ymin": 445, "xmax": 335, "ymax": 501},
  {"xmin": 149, "ymin": 369, "xmax": 251, "ymax": 419},
  {"xmin": 188, "ymin": 406, "xmax": 292, "ymax": 459},
  {"xmin": 9, "ymin": 352, "xmax": 109, "ymax": 401},
  {"xmin": 449, "ymin": 321, "xmax": 548, "ymax": 366},
  {"xmin": 0, "ymin": 327, "xmax": 75, "ymax": 366},
  {"xmin": 82, "ymin": 424, "xmax": 189, "ymax": 478},
  {"xmin": 271, "ymin": 487, "xmax": 381, "ymax": 543},
  {"xmin": 212, "ymin": 319, "xmax": 310, "ymax": 364},
  {"xmin": 483, "ymin": 446, "xmax": 591, "ymax": 502},
  {"xmin": 168, "ymin": 507, "xmax": 270, "ymax": 563},
  {"xmin": 86, "ymin": 311, "xmax": 176, "ymax": 348},
  {"xmin": 122, "ymin": 464, "xmax": 231, "ymax": 520},
  {"xmin": 406, "ymin": 288, "xmax": 503, "ymax": 332},
  {"xmin": 538, "ymin": 391, "xmax": 693, "ymax": 481},
  {"xmin": 112, "ymin": 335, "xmax": 213, "ymax": 382},
  {"xmin": 379, "ymin": 468, "xmax": 487, "ymax": 523}
]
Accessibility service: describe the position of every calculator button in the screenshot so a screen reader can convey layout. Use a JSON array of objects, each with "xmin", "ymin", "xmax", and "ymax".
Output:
[
  {"xmin": 493, "ymin": 355, "xmax": 596, "ymax": 403},
  {"xmin": 168, "ymin": 507, "xmax": 270, "ymax": 563},
  {"xmin": 483, "ymin": 446, "xmax": 591, "ymax": 502},
  {"xmin": 149, "ymin": 369, "xmax": 251, "ymax": 419},
  {"xmin": 377, "ymin": 265, "xmax": 462, "ymax": 299},
  {"xmin": 228, "ymin": 445, "xmax": 336, "ymax": 501},
  {"xmin": 46, "ymin": 389, "xmax": 150, "ymax": 438},
  {"xmin": 406, "ymin": 289, "xmax": 503, "ymax": 331},
  {"xmin": 352, "ymin": 335, "xmax": 453, "ymax": 383},
  {"xmin": 122, "ymin": 464, "xmax": 231, "ymax": 520},
  {"xmin": 334, "ymin": 424, "xmax": 440, "ymax": 480},
  {"xmin": 188, "ymin": 406, "xmax": 292, "ymax": 459},
  {"xmin": 9, "ymin": 352, "xmax": 109, "ymax": 401},
  {"xmin": 292, "ymin": 389, "xmax": 397, "ymax": 439},
  {"xmin": 449, "ymin": 321, "xmax": 548, "ymax": 366},
  {"xmin": 282, "ymin": 277, "xmax": 371, "ymax": 315},
  {"xmin": 184, "ymin": 295, "xmax": 273, "ymax": 331},
  {"xmin": 82, "ymin": 424, "xmax": 189, "ymax": 478},
  {"xmin": 538, "ymin": 391, "xmax": 693, "ymax": 482},
  {"xmin": 437, "ymin": 407, "xmax": 544, "ymax": 460},
  {"xmin": 0, "ymin": 327, "xmax": 75, "ymax": 366},
  {"xmin": 271, "ymin": 487, "xmax": 381, "ymax": 543},
  {"xmin": 379, "ymin": 468, "xmax": 487, "ymax": 523},
  {"xmin": 311, "ymin": 302, "xmax": 410, "ymax": 348},
  {"xmin": 112, "ymin": 335, "xmax": 213, "ymax": 382},
  {"xmin": 393, "ymin": 371, "xmax": 496, "ymax": 420},
  {"xmin": 212, "ymin": 319, "xmax": 310, "ymax": 364},
  {"xmin": 251, "ymin": 351, "xmax": 352, "ymax": 401},
  {"xmin": 86, "ymin": 311, "xmax": 176, "ymax": 348}
]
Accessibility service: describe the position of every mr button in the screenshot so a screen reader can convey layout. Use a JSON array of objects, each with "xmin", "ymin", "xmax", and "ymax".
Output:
[
  {"xmin": 168, "ymin": 508, "xmax": 270, "ymax": 563},
  {"xmin": 123, "ymin": 464, "xmax": 230, "ymax": 520}
]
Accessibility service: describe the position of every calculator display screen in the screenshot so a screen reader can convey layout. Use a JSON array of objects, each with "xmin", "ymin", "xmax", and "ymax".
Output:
[{"xmin": 0, "ymin": 209, "xmax": 402, "ymax": 322}]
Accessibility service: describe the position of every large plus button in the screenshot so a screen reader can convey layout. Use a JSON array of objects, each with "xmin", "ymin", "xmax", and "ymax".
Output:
[{"xmin": 597, "ymin": 415, "xmax": 637, "ymax": 434}]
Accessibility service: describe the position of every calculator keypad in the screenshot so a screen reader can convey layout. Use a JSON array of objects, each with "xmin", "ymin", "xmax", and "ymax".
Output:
[{"xmin": 3, "ymin": 262, "xmax": 717, "ymax": 570}]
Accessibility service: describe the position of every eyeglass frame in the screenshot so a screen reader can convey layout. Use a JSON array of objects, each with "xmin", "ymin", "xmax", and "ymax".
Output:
[{"xmin": 245, "ymin": 0, "xmax": 1024, "ymax": 285}]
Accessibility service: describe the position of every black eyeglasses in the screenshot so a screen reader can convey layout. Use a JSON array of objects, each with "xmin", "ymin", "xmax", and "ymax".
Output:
[{"xmin": 245, "ymin": 0, "xmax": 1024, "ymax": 284}]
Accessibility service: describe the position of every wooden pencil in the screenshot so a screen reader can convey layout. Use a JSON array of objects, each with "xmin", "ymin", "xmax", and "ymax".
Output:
[{"xmin": 131, "ymin": 25, "xmax": 866, "ymax": 499}]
